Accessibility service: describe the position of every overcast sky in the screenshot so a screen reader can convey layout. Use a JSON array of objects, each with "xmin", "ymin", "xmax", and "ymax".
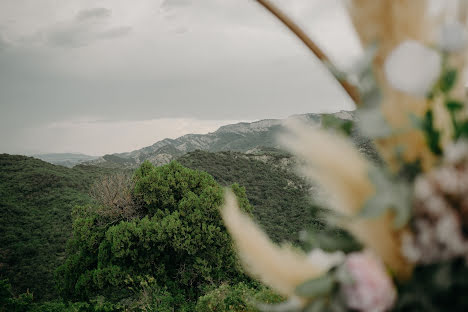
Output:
[{"xmin": 0, "ymin": 0, "xmax": 362, "ymax": 156}]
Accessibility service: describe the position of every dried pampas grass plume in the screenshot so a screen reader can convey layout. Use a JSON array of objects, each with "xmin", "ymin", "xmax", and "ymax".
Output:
[
  {"xmin": 279, "ymin": 120, "xmax": 411, "ymax": 278},
  {"xmin": 279, "ymin": 120, "xmax": 373, "ymax": 214},
  {"xmin": 221, "ymin": 190, "xmax": 326, "ymax": 297},
  {"xmin": 346, "ymin": 0, "xmax": 431, "ymax": 53},
  {"xmin": 346, "ymin": 0, "xmax": 437, "ymax": 172}
]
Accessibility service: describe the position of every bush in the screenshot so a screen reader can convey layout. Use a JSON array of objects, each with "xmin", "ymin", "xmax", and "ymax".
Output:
[
  {"xmin": 0, "ymin": 279, "xmax": 33, "ymax": 312},
  {"xmin": 195, "ymin": 283, "xmax": 283, "ymax": 312},
  {"xmin": 57, "ymin": 161, "xmax": 252, "ymax": 307},
  {"xmin": 88, "ymin": 173, "xmax": 140, "ymax": 222}
]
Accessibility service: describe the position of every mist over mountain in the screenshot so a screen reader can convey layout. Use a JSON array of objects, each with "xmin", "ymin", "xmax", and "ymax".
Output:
[{"xmin": 33, "ymin": 153, "xmax": 100, "ymax": 168}]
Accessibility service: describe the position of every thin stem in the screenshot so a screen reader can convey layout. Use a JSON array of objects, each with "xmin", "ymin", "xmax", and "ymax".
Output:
[{"xmin": 255, "ymin": 0, "xmax": 360, "ymax": 104}]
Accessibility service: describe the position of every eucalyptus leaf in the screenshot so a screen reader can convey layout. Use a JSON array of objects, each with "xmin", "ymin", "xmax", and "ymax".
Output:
[
  {"xmin": 328, "ymin": 298, "xmax": 348, "ymax": 312},
  {"xmin": 360, "ymin": 85, "xmax": 382, "ymax": 109},
  {"xmin": 257, "ymin": 298, "xmax": 302, "ymax": 312},
  {"xmin": 303, "ymin": 298, "xmax": 327, "ymax": 312},
  {"xmin": 335, "ymin": 265, "xmax": 354, "ymax": 285},
  {"xmin": 350, "ymin": 42, "xmax": 379, "ymax": 76},
  {"xmin": 295, "ymin": 275, "xmax": 335, "ymax": 298},
  {"xmin": 456, "ymin": 121, "xmax": 468, "ymax": 138},
  {"xmin": 356, "ymin": 107, "xmax": 392, "ymax": 139},
  {"xmin": 359, "ymin": 168, "xmax": 412, "ymax": 228},
  {"xmin": 409, "ymin": 113, "xmax": 424, "ymax": 130}
]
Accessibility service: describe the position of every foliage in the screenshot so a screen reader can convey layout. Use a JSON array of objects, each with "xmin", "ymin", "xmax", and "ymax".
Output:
[
  {"xmin": 57, "ymin": 161, "xmax": 252, "ymax": 308},
  {"xmin": 195, "ymin": 283, "xmax": 283, "ymax": 312},
  {"xmin": 178, "ymin": 149, "xmax": 319, "ymax": 243},
  {"xmin": 0, "ymin": 279, "xmax": 33, "ymax": 312},
  {"xmin": 88, "ymin": 173, "xmax": 141, "ymax": 222},
  {"xmin": 395, "ymin": 258, "xmax": 468, "ymax": 311},
  {"xmin": 0, "ymin": 154, "xmax": 114, "ymax": 299}
]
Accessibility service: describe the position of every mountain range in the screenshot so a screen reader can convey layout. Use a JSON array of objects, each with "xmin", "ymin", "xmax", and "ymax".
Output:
[
  {"xmin": 82, "ymin": 111, "xmax": 356, "ymax": 168},
  {"xmin": 33, "ymin": 153, "xmax": 100, "ymax": 168}
]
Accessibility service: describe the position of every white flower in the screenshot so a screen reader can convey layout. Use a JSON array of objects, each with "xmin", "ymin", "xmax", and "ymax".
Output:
[
  {"xmin": 445, "ymin": 140, "xmax": 468, "ymax": 164},
  {"xmin": 439, "ymin": 21, "xmax": 468, "ymax": 52},
  {"xmin": 342, "ymin": 251, "xmax": 396, "ymax": 312},
  {"xmin": 384, "ymin": 40, "xmax": 442, "ymax": 97},
  {"xmin": 306, "ymin": 248, "xmax": 345, "ymax": 271}
]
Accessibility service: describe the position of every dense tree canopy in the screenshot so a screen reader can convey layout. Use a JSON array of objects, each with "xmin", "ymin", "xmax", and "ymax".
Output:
[
  {"xmin": 0, "ymin": 154, "xmax": 114, "ymax": 300},
  {"xmin": 56, "ymin": 161, "xmax": 252, "ymax": 310}
]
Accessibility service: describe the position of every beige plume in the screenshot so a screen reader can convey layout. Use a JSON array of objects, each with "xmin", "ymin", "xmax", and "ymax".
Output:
[
  {"xmin": 221, "ymin": 190, "xmax": 327, "ymax": 297},
  {"xmin": 346, "ymin": 0, "xmax": 438, "ymax": 171},
  {"xmin": 279, "ymin": 120, "xmax": 373, "ymax": 214},
  {"xmin": 279, "ymin": 120, "xmax": 411, "ymax": 278}
]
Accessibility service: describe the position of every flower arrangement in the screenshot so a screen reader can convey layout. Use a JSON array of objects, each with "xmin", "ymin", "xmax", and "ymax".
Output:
[{"xmin": 221, "ymin": 0, "xmax": 468, "ymax": 311}]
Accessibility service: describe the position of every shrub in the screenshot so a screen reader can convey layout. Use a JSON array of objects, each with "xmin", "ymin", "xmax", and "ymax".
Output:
[
  {"xmin": 57, "ymin": 161, "xmax": 252, "ymax": 307},
  {"xmin": 195, "ymin": 283, "xmax": 283, "ymax": 312}
]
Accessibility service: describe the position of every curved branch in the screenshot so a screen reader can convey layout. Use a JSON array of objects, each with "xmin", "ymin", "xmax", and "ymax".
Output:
[{"xmin": 255, "ymin": 0, "xmax": 360, "ymax": 104}]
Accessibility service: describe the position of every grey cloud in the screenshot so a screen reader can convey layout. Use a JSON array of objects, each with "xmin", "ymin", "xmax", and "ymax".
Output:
[
  {"xmin": 43, "ymin": 8, "xmax": 131, "ymax": 47},
  {"xmin": 0, "ymin": 35, "xmax": 8, "ymax": 51},
  {"xmin": 96, "ymin": 26, "xmax": 132, "ymax": 39},
  {"xmin": 0, "ymin": 0, "xmax": 355, "ymax": 155},
  {"xmin": 173, "ymin": 26, "xmax": 189, "ymax": 34},
  {"xmin": 46, "ymin": 25, "xmax": 91, "ymax": 47},
  {"xmin": 76, "ymin": 8, "xmax": 111, "ymax": 21},
  {"xmin": 160, "ymin": 0, "xmax": 192, "ymax": 9}
]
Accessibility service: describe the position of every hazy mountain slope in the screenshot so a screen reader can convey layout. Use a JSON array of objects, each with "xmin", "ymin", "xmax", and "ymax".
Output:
[
  {"xmin": 0, "ymin": 155, "xmax": 113, "ymax": 299},
  {"xmin": 33, "ymin": 153, "xmax": 100, "ymax": 168},
  {"xmin": 86, "ymin": 112, "xmax": 338, "ymax": 168}
]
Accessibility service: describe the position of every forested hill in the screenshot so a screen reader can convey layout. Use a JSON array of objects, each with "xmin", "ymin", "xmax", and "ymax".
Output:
[
  {"xmin": 0, "ymin": 154, "xmax": 114, "ymax": 299},
  {"xmin": 0, "ymin": 149, "xmax": 320, "ymax": 302},
  {"xmin": 178, "ymin": 149, "xmax": 320, "ymax": 243}
]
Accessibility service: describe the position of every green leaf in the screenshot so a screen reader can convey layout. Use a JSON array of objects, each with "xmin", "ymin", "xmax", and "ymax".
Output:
[
  {"xmin": 440, "ymin": 69, "xmax": 458, "ymax": 93},
  {"xmin": 257, "ymin": 298, "xmax": 302, "ymax": 312},
  {"xmin": 397, "ymin": 159, "xmax": 423, "ymax": 182},
  {"xmin": 445, "ymin": 99, "xmax": 464, "ymax": 112},
  {"xmin": 409, "ymin": 113, "xmax": 424, "ymax": 130},
  {"xmin": 302, "ymin": 229, "xmax": 362, "ymax": 254},
  {"xmin": 456, "ymin": 121, "xmax": 468, "ymax": 139},
  {"xmin": 422, "ymin": 110, "xmax": 443, "ymax": 156},
  {"xmin": 356, "ymin": 107, "xmax": 392, "ymax": 139},
  {"xmin": 295, "ymin": 274, "xmax": 335, "ymax": 298},
  {"xmin": 359, "ymin": 168, "xmax": 412, "ymax": 228},
  {"xmin": 303, "ymin": 298, "xmax": 327, "ymax": 312}
]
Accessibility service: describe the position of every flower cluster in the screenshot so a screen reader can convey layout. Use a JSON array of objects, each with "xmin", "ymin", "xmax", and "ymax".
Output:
[{"xmin": 221, "ymin": 0, "xmax": 468, "ymax": 311}]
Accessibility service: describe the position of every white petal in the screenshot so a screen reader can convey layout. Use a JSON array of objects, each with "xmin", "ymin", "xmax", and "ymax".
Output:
[
  {"xmin": 444, "ymin": 140, "xmax": 468, "ymax": 163},
  {"xmin": 384, "ymin": 40, "xmax": 442, "ymax": 97},
  {"xmin": 439, "ymin": 21, "xmax": 468, "ymax": 52}
]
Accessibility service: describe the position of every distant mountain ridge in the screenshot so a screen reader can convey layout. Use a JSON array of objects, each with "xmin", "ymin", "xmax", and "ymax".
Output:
[
  {"xmin": 33, "ymin": 153, "xmax": 99, "ymax": 168},
  {"xmin": 86, "ymin": 111, "xmax": 354, "ymax": 168}
]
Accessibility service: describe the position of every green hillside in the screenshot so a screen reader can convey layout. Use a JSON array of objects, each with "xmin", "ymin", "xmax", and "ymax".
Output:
[
  {"xmin": 179, "ymin": 149, "xmax": 320, "ymax": 243},
  {"xmin": 0, "ymin": 154, "xmax": 114, "ymax": 299},
  {"xmin": 0, "ymin": 150, "xmax": 320, "ymax": 307}
]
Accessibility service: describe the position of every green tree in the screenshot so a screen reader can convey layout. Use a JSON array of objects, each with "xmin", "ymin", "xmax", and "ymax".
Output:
[{"xmin": 57, "ymin": 161, "xmax": 252, "ymax": 309}]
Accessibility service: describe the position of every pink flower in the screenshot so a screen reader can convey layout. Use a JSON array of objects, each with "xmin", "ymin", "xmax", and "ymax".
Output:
[{"xmin": 341, "ymin": 251, "xmax": 396, "ymax": 312}]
